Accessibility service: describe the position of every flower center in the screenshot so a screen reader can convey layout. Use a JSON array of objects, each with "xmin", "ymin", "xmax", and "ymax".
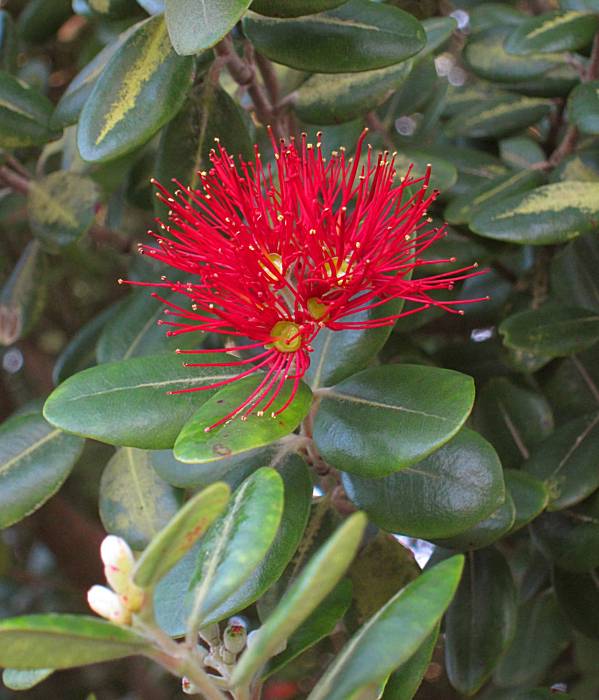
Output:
[
  {"xmin": 260, "ymin": 252, "xmax": 283, "ymax": 281},
  {"xmin": 324, "ymin": 255, "xmax": 351, "ymax": 283},
  {"xmin": 307, "ymin": 297, "xmax": 328, "ymax": 320},
  {"xmin": 271, "ymin": 320, "xmax": 302, "ymax": 352}
]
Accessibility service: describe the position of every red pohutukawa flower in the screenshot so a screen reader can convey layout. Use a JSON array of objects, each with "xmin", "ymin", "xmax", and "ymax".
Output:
[{"xmin": 125, "ymin": 129, "xmax": 486, "ymax": 431}]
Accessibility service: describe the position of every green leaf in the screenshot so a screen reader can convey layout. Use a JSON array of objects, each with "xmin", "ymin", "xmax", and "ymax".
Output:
[
  {"xmin": 165, "ymin": 0, "xmax": 252, "ymax": 55},
  {"xmin": 133, "ymin": 481, "xmax": 229, "ymax": 588},
  {"xmin": 473, "ymin": 378, "xmax": 554, "ymax": 470},
  {"xmin": 88, "ymin": 0, "xmax": 139, "ymax": 17},
  {"xmin": 250, "ymin": 0, "xmax": 346, "ymax": 17},
  {"xmin": 493, "ymin": 591, "xmax": 570, "ymax": 688},
  {"xmin": 464, "ymin": 28, "xmax": 566, "ymax": 83},
  {"xmin": 561, "ymin": 0, "xmax": 599, "ymax": 8},
  {"xmin": 544, "ymin": 346, "xmax": 599, "ymax": 425},
  {"xmin": 568, "ymin": 80, "xmax": 599, "ymax": 136},
  {"xmin": 2, "ymin": 668, "xmax": 53, "ymax": 690},
  {"xmin": 313, "ymin": 365, "xmax": 475, "ymax": 477},
  {"xmin": 187, "ymin": 467, "xmax": 284, "ymax": 629},
  {"xmin": 99, "ymin": 447, "xmax": 181, "ymax": 551},
  {"xmin": 444, "ymin": 170, "xmax": 545, "ymax": 227},
  {"xmin": 343, "ymin": 429, "xmax": 505, "ymax": 539},
  {"xmin": 393, "ymin": 149, "xmax": 457, "ymax": 192},
  {"xmin": 531, "ymin": 506, "xmax": 599, "ymax": 572},
  {"xmin": 445, "ymin": 96, "xmax": 551, "ymax": 139},
  {"xmin": 551, "ymin": 232, "xmax": 599, "ymax": 312},
  {"xmin": 230, "ymin": 512, "xmax": 368, "ymax": 688},
  {"xmin": 264, "ymin": 579, "xmax": 353, "ymax": 679},
  {"xmin": 43, "ymin": 352, "xmax": 240, "ymax": 449},
  {"xmin": 155, "ymin": 82, "xmax": 251, "ymax": 218},
  {"xmin": 504, "ymin": 11, "xmax": 598, "ymax": 55},
  {"xmin": 445, "ymin": 549, "xmax": 517, "ymax": 696},
  {"xmin": 504, "ymin": 470, "xmax": 549, "ymax": 533},
  {"xmin": 433, "ymin": 493, "xmax": 516, "ymax": 551},
  {"xmin": 173, "ymin": 376, "xmax": 312, "ymax": 463},
  {"xmin": 499, "ymin": 305, "xmax": 599, "ymax": 357},
  {"xmin": 499, "ymin": 136, "xmax": 547, "ymax": 170},
  {"xmin": 78, "ymin": 15, "xmax": 194, "ymax": 163},
  {"xmin": 381, "ymin": 627, "xmax": 439, "ymax": 700},
  {"xmin": 470, "ymin": 182, "xmax": 599, "ymax": 245},
  {"xmin": 524, "ymin": 412, "xmax": 599, "ymax": 510},
  {"xmin": 154, "ymin": 454, "xmax": 311, "ymax": 633},
  {"xmin": 295, "ymin": 60, "xmax": 413, "ymax": 125},
  {"xmin": 17, "ymin": 0, "xmax": 71, "ymax": 44},
  {"xmin": 0, "ymin": 241, "xmax": 47, "ymax": 346},
  {"xmin": 0, "ymin": 11, "xmax": 18, "ymax": 73},
  {"xmin": 0, "ymin": 615, "xmax": 149, "ymax": 669},
  {"xmin": 469, "ymin": 4, "xmax": 526, "ymax": 33},
  {"xmin": 553, "ymin": 566, "xmax": 599, "ymax": 640},
  {"xmin": 243, "ymin": 0, "xmax": 425, "ymax": 73},
  {"xmin": 420, "ymin": 16, "xmax": 457, "ymax": 56},
  {"xmin": 0, "ymin": 413, "xmax": 84, "ymax": 529},
  {"xmin": 0, "ymin": 70, "xmax": 55, "ymax": 147},
  {"xmin": 305, "ymin": 556, "xmax": 464, "ymax": 700},
  {"xmin": 28, "ymin": 172, "xmax": 98, "ymax": 249}
]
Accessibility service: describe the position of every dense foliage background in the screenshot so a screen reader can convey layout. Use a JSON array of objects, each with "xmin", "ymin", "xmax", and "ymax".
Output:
[{"xmin": 1, "ymin": 0, "xmax": 599, "ymax": 698}]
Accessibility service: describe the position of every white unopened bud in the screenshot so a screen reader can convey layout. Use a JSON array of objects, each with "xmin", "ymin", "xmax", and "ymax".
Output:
[
  {"xmin": 182, "ymin": 677, "xmax": 200, "ymax": 695},
  {"xmin": 87, "ymin": 585, "xmax": 131, "ymax": 625},
  {"xmin": 100, "ymin": 535, "xmax": 135, "ymax": 594},
  {"xmin": 223, "ymin": 622, "xmax": 247, "ymax": 655}
]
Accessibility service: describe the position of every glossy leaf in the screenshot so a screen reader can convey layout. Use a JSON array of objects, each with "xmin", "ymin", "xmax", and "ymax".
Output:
[
  {"xmin": 551, "ymin": 233, "xmax": 599, "ymax": 312},
  {"xmin": 504, "ymin": 470, "xmax": 549, "ymax": 533},
  {"xmin": 445, "ymin": 97, "xmax": 551, "ymax": 139},
  {"xmin": 305, "ymin": 556, "xmax": 464, "ymax": 700},
  {"xmin": 43, "ymin": 353, "xmax": 239, "ymax": 449},
  {"xmin": 154, "ymin": 454, "xmax": 312, "ymax": 634},
  {"xmin": 543, "ymin": 346, "xmax": 599, "ymax": 423},
  {"xmin": 499, "ymin": 305, "xmax": 599, "ymax": 357},
  {"xmin": 473, "ymin": 377, "xmax": 554, "ymax": 470},
  {"xmin": 132, "ymin": 481, "xmax": 230, "ymax": 587},
  {"xmin": 28, "ymin": 172, "xmax": 98, "ymax": 249},
  {"xmin": 78, "ymin": 15, "xmax": 194, "ymax": 162},
  {"xmin": 173, "ymin": 376, "xmax": 312, "ymax": 463},
  {"xmin": 553, "ymin": 566, "xmax": 599, "ymax": 640},
  {"xmin": 445, "ymin": 548, "xmax": 517, "ymax": 695},
  {"xmin": 295, "ymin": 60, "xmax": 413, "ymax": 124},
  {"xmin": 0, "ymin": 70, "xmax": 55, "ymax": 147},
  {"xmin": 187, "ymin": 467, "xmax": 284, "ymax": 628},
  {"xmin": 165, "ymin": 0, "xmax": 252, "ymax": 55},
  {"xmin": 343, "ymin": 429, "xmax": 504, "ymax": 539},
  {"xmin": 381, "ymin": 628, "xmax": 439, "ymax": 700},
  {"xmin": 99, "ymin": 447, "xmax": 180, "ymax": 551},
  {"xmin": 0, "ymin": 413, "xmax": 84, "ymax": 529},
  {"xmin": 531, "ymin": 507, "xmax": 599, "ymax": 572},
  {"xmin": 313, "ymin": 365, "xmax": 475, "ymax": 477},
  {"xmin": 2, "ymin": 668, "xmax": 53, "ymax": 691},
  {"xmin": 243, "ymin": 0, "xmax": 425, "ymax": 73},
  {"xmin": 471, "ymin": 182, "xmax": 599, "ymax": 245},
  {"xmin": 250, "ymin": 0, "xmax": 346, "ymax": 17},
  {"xmin": 0, "ymin": 615, "xmax": 149, "ymax": 669},
  {"xmin": 231, "ymin": 512, "xmax": 368, "ymax": 688},
  {"xmin": 568, "ymin": 80, "xmax": 599, "ymax": 136},
  {"xmin": 504, "ymin": 11, "xmax": 598, "ymax": 55},
  {"xmin": 493, "ymin": 592, "xmax": 570, "ymax": 688}
]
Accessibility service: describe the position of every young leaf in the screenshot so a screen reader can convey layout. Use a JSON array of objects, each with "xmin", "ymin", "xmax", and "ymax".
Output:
[
  {"xmin": 230, "ymin": 512, "xmax": 368, "ymax": 688},
  {"xmin": 133, "ymin": 481, "xmax": 230, "ymax": 588},
  {"xmin": 313, "ymin": 365, "xmax": 475, "ymax": 477},
  {"xmin": 306, "ymin": 556, "xmax": 465, "ymax": 700},
  {"xmin": 0, "ymin": 615, "xmax": 149, "ymax": 669}
]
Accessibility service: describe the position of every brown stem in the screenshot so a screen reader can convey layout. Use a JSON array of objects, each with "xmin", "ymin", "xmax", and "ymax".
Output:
[
  {"xmin": 255, "ymin": 52, "xmax": 280, "ymax": 106},
  {"xmin": 585, "ymin": 30, "xmax": 599, "ymax": 81}
]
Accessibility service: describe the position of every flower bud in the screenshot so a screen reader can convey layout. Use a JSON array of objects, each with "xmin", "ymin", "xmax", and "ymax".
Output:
[
  {"xmin": 223, "ymin": 622, "xmax": 247, "ymax": 655},
  {"xmin": 87, "ymin": 585, "xmax": 131, "ymax": 625},
  {"xmin": 100, "ymin": 535, "xmax": 135, "ymax": 595},
  {"xmin": 182, "ymin": 677, "xmax": 199, "ymax": 695}
]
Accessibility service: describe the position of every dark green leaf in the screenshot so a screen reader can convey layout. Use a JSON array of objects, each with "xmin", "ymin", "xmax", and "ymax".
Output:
[
  {"xmin": 0, "ymin": 70, "xmax": 55, "ymax": 147},
  {"xmin": 469, "ymin": 4, "xmax": 526, "ymax": 33},
  {"xmin": 568, "ymin": 80, "xmax": 599, "ymax": 136},
  {"xmin": 243, "ymin": 0, "xmax": 425, "ymax": 73},
  {"xmin": 543, "ymin": 346, "xmax": 599, "ymax": 423},
  {"xmin": 493, "ymin": 592, "xmax": 570, "ymax": 688},
  {"xmin": 553, "ymin": 566, "xmax": 599, "ymax": 640},
  {"xmin": 504, "ymin": 470, "xmax": 549, "ymax": 533},
  {"xmin": 173, "ymin": 376, "xmax": 312, "ymax": 464},
  {"xmin": 343, "ymin": 428, "xmax": 505, "ymax": 538},
  {"xmin": 133, "ymin": 481, "xmax": 230, "ymax": 588},
  {"xmin": 313, "ymin": 365, "xmax": 475, "ymax": 477},
  {"xmin": 17, "ymin": 0, "xmax": 71, "ymax": 44},
  {"xmin": 2, "ymin": 668, "xmax": 53, "ymax": 691},
  {"xmin": 445, "ymin": 548, "xmax": 517, "ymax": 695},
  {"xmin": 470, "ymin": 183, "xmax": 599, "ymax": 245},
  {"xmin": 305, "ymin": 556, "xmax": 464, "ymax": 700},
  {"xmin": 499, "ymin": 136, "xmax": 547, "ymax": 170},
  {"xmin": 420, "ymin": 16, "xmax": 457, "ymax": 56},
  {"xmin": 551, "ymin": 233, "xmax": 599, "ymax": 312},
  {"xmin": 295, "ymin": 60, "xmax": 413, "ymax": 124},
  {"xmin": 28, "ymin": 172, "xmax": 98, "ymax": 249},
  {"xmin": 531, "ymin": 506, "xmax": 599, "ymax": 572},
  {"xmin": 165, "ymin": 0, "xmax": 252, "ymax": 55},
  {"xmin": 250, "ymin": 0, "xmax": 346, "ymax": 17},
  {"xmin": 78, "ymin": 15, "xmax": 194, "ymax": 163},
  {"xmin": 0, "ymin": 413, "xmax": 84, "ymax": 529},
  {"xmin": 99, "ymin": 447, "xmax": 181, "ymax": 551},
  {"xmin": 231, "ymin": 512, "xmax": 368, "ymax": 688},
  {"xmin": 88, "ymin": 0, "xmax": 139, "ymax": 18},
  {"xmin": 499, "ymin": 305, "xmax": 599, "ymax": 357},
  {"xmin": 504, "ymin": 11, "xmax": 599, "ymax": 55},
  {"xmin": 0, "ymin": 615, "xmax": 149, "ymax": 669},
  {"xmin": 0, "ymin": 11, "xmax": 17, "ymax": 73},
  {"xmin": 43, "ymin": 353, "xmax": 239, "ymax": 449},
  {"xmin": 382, "ymin": 628, "xmax": 439, "ymax": 700}
]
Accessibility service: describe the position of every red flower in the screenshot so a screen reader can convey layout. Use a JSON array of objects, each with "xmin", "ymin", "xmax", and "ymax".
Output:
[{"xmin": 124, "ymin": 129, "xmax": 485, "ymax": 431}]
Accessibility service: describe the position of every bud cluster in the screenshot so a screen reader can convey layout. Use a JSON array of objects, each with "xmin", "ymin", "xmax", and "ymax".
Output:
[{"xmin": 87, "ymin": 535, "xmax": 145, "ymax": 625}]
